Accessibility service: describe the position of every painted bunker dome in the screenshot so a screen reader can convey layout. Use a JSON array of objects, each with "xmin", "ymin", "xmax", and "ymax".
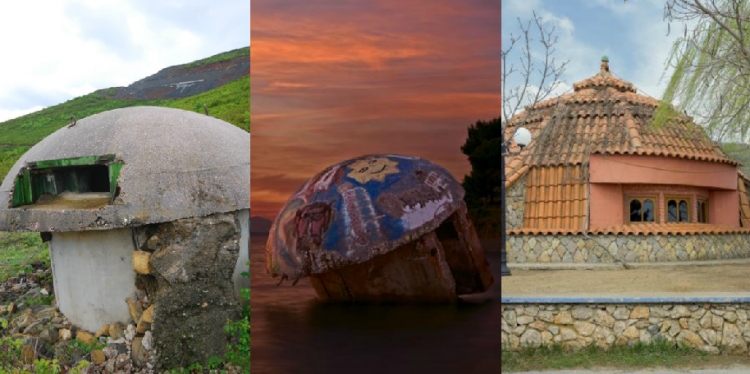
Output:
[
  {"xmin": 504, "ymin": 57, "xmax": 750, "ymax": 264},
  {"xmin": 0, "ymin": 106, "xmax": 250, "ymax": 231},
  {"xmin": 267, "ymin": 154, "xmax": 493, "ymax": 302}
]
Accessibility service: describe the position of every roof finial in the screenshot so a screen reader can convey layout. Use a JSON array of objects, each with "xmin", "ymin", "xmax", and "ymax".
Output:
[{"xmin": 601, "ymin": 55, "xmax": 610, "ymax": 74}]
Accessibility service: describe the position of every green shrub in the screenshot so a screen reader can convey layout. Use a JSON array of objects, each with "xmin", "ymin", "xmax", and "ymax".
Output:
[
  {"xmin": 0, "ymin": 340, "xmax": 91, "ymax": 374},
  {"xmin": 225, "ymin": 261, "xmax": 250, "ymax": 371}
]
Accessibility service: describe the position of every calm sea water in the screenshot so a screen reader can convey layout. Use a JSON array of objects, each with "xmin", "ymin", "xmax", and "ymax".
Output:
[{"xmin": 250, "ymin": 235, "xmax": 503, "ymax": 374}]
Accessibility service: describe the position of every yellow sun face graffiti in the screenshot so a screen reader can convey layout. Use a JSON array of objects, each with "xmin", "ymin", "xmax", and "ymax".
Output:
[{"xmin": 347, "ymin": 157, "xmax": 400, "ymax": 184}]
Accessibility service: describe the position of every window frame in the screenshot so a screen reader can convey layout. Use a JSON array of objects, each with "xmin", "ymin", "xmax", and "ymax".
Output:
[
  {"xmin": 665, "ymin": 195, "xmax": 692, "ymax": 223},
  {"xmin": 697, "ymin": 198, "xmax": 709, "ymax": 223},
  {"xmin": 12, "ymin": 154, "xmax": 122, "ymax": 207},
  {"xmin": 625, "ymin": 195, "xmax": 659, "ymax": 224}
]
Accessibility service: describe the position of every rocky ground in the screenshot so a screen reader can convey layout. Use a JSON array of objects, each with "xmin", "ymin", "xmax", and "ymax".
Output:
[
  {"xmin": 99, "ymin": 55, "xmax": 249, "ymax": 101},
  {"xmin": 0, "ymin": 263, "xmax": 243, "ymax": 373}
]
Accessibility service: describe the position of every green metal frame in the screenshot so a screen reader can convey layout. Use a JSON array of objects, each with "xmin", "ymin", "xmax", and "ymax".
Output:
[
  {"xmin": 11, "ymin": 155, "xmax": 123, "ymax": 207},
  {"xmin": 108, "ymin": 162, "xmax": 124, "ymax": 200}
]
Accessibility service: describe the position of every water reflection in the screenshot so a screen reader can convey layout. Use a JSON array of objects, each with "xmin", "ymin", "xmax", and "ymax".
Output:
[{"xmin": 251, "ymin": 235, "xmax": 502, "ymax": 374}]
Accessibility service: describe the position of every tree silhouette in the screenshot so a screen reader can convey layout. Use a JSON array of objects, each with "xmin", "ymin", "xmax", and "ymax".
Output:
[{"xmin": 461, "ymin": 118, "xmax": 504, "ymax": 206}]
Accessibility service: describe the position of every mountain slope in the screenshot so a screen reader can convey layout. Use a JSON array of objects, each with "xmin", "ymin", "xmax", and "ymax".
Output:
[
  {"xmin": 107, "ymin": 47, "xmax": 249, "ymax": 100},
  {"xmin": 0, "ymin": 47, "xmax": 249, "ymax": 180}
]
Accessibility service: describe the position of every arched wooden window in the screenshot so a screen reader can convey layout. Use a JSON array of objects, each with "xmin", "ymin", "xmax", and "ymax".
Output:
[
  {"xmin": 627, "ymin": 197, "xmax": 656, "ymax": 223},
  {"xmin": 667, "ymin": 197, "xmax": 691, "ymax": 222}
]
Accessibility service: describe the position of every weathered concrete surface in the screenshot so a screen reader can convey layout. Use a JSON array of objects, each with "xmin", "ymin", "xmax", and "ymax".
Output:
[
  {"xmin": 49, "ymin": 229, "xmax": 137, "ymax": 332},
  {"xmin": 143, "ymin": 212, "xmax": 242, "ymax": 369},
  {"xmin": 233, "ymin": 209, "xmax": 250, "ymax": 306},
  {"xmin": 0, "ymin": 106, "xmax": 250, "ymax": 232}
]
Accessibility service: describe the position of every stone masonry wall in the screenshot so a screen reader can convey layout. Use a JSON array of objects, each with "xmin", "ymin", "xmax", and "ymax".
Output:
[
  {"xmin": 506, "ymin": 175, "xmax": 526, "ymax": 230},
  {"xmin": 507, "ymin": 234, "xmax": 750, "ymax": 263},
  {"xmin": 502, "ymin": 303, "xmax": 750, "ymax": 354}
]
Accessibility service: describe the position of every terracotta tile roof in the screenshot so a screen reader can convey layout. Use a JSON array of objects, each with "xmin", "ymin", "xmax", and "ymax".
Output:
[
  {"xmin": 504, "ymin": 59, "xmax": 737, "ymax": 188},
  {"xmin": 522, "ymin": 165, "xmax": 586, "ymax": 230},
  {"xmin": 508, "ymin": 223, "xmax": 750, "ymax": 236}
]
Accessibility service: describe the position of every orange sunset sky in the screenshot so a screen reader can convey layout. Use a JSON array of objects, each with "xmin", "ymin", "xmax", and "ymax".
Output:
[{"xmin": 251, "ymin": 0, "xmax": 501, "ymax": 220}]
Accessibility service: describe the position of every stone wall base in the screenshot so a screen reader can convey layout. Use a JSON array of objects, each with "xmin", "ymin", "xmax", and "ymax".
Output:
[
  {"xmin": 507, "ymin": 234, "xmax": 750, "ymax": 263},
  {"xmin": 502, "ymin": 303, "xmax": 750, "ymax": 354}
]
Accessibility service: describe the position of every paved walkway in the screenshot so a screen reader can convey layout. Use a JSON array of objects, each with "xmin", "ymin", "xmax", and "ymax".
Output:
[{"xmin": 514, "ymin": 367, "xmax": 750, "ymax": 373}]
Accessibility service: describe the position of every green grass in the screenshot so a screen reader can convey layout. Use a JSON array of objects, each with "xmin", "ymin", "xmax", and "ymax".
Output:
[
  {"xmin": 502, "ymin": 340, "xmax": 711, "ymax": 372},
  {"xmin": 165, "ymin": 76, "xmax": 249, "ymax": 132},
  {"xmin": 0, "ymin": 93, "xmax": 165, "ymax": 146},
  {"xmin": 0, "ymin": 146, "xmax": 31, "ymax": 184},
  {"xmin": 0, "ymin": 232, "xmax": 49, "ymax": 282},
  {"xmin": 179, "ymin": 47, "xmax": 249, "ymax": 69}
]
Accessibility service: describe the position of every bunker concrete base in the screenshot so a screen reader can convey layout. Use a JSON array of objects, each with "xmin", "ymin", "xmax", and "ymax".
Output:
[
  {"xmin": 141, "ymin": 211, "xmax": 243, "ymax": 369},
  {"xmin": 234, "ymin": 209, "xmax": 250, "ymax": 306},
  {"xmin": 49, "ymin": 229, "xmax": 137, "ymax": 332}
]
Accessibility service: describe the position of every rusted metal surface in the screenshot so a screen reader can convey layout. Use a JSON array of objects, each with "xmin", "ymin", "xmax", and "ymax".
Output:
[
  {"xmin": 309, "ymin": 231, "xmax": 458, "ymax": 303},
  {"xmin": 308, "ymin": 203, "xmax": 494, "ymax": 302},
  {"xmin": 438, "ymin": 202, "xmax": 494, "ymax": 294},
  {"xmin": 0, "ymin": 107, "xmax": 250, "ymax": 232},
  {"xmin": 266, "ymin": 154, "xmax": 466, "ymax": 282}
]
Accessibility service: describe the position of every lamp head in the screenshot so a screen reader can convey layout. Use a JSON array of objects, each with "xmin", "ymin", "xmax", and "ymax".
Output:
[{"xmin": 513, "ymin": 127, "xmax": 532, "ymax": 148}]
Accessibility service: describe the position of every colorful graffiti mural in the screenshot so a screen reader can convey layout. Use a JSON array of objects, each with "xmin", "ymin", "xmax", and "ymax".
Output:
[{"xmin": 266, "ymin": 154, "xmax": 466, "ymax": 281}]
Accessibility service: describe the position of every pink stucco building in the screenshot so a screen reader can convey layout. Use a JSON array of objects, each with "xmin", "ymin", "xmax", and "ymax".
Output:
[{"xmin": 503, "ymin": 57, "xmax": 750, "ymax": 264}]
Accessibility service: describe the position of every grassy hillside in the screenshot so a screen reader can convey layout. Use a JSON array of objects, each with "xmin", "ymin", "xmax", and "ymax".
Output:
[
  {"xmin": 0, "ymin": 75, "xmax": 249, "ymax": 180},
  {"xmin": 165, "ymin": 75, "xmax": 249, "ymax": 130},
  {"xmin": 179, "ymin": 46, "xmax": 249, "ymax": 68}
]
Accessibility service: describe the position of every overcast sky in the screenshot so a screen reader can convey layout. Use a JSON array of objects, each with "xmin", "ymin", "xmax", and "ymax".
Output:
[
  {"xmin": 0, "ymin": 0, "xmax": 249, "ymax": 123},
  {"xmin": 503, "ymin": 0, "xmax": 684, "ymax": 105}
]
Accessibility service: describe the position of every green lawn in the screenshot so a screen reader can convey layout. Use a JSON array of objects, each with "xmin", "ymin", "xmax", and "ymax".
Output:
[{"xmin": 500, "ymin": 340, "xmax": 750, "ymax": 372}]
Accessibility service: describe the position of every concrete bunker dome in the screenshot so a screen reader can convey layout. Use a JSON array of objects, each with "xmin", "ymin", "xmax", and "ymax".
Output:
[
  {"xmin": 0, "ymin": 106, "xmax": 250, "ymax": 368},
  {"xmin": 0, "ymin": 106, "xmax": 249, "ymax": 231}
]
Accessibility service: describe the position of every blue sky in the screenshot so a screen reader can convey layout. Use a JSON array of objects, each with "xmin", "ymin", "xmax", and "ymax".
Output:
[{"xmin": 503, "ymin": 0, "xmax": 684, "ymax": 106}]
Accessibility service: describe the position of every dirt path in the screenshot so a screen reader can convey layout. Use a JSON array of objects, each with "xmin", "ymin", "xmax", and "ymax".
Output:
[{"xmin": 501, "ymin": 264, "xmax": 750, "ymax": 295}]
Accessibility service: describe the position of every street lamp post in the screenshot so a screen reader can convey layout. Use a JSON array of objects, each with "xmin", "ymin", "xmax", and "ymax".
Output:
[{"xmin": 500, "ymin": 125, "xmax": 531, "ymax": 277}]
